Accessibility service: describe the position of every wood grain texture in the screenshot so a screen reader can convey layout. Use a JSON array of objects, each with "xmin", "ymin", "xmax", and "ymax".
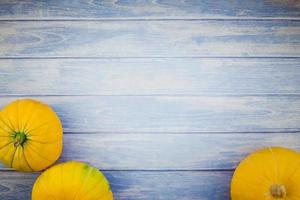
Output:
[
  {"xmin": 0, "ymin": 1, "xmax": 299, "ymax": 199},
  {"xmin": 0, "ymin": 0, "xmax": 299, "ymax": 19},
  {"xmin": 1, "ymin": 58, "xmax": 300, "ymax": 95},
  {"xmin": 0, "ymin": 170, "xmax": 232, "ymax": 200},
  {"xmin": 1, "ymin": 96, "xmax": 299, "ymax": 133},
  {"xmin": 0, "ymin": 133, "xmax": 299, "ymax": 170},
  {"xmin": 35, "ymin": 133, "xmax": 300, "ymax": 170},
  {"xmin": 0, "ymin": 21, "xmax": 299, "ymax": 57}
]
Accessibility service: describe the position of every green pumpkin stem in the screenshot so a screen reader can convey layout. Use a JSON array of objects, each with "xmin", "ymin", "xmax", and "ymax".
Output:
[{"xmin": 14, "ymin": 132, "xmax": 27, "ymax": 147}]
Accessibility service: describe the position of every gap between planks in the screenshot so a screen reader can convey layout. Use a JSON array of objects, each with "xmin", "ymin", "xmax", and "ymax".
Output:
[
  {"xmin": 0, "ymin": 17, "xmax": 300, "ymax": 21},
  {"xmin": 60, "ymin": 131, "xmax": 300, "ymax": 135},
  {"xmin": 2, "ymin": 94, "xmax": 300, "ymax": 97},
  {"xmin": 0, "ymin": 168, "xmax": 235, "ymax": 172},
  {"xmin": 1, "ymin": 56, "xmax": 300, "ymax": 59}
]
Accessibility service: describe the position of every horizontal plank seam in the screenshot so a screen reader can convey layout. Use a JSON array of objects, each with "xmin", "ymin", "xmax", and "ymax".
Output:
[
  {"xmin": 2, "ymin": 94, "xmax": 300, "ymax": 97},
  {"xmin": 0, "ymin": 168, "xmax": 235, "ymax": 172},
  {"xmin": 0, "ymin": 57, "xmax": 299, "ymax": 60},
  {"xmin": 0, "ymin": 17, "xmax": 300, "ymax": 21},
  {"xmin": 1, "ymin": 56, "xmax": 300, "ymax": 59},
  {"xmin": 60, "ymin": 131, "xmax": 300, "ymax": 135}
]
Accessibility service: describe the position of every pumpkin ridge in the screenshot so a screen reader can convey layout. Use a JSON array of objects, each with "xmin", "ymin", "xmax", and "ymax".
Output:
[
  {"xmin": 79, "ymin": 169, "xmax": 108, "ymax": 199},
  {"xmin": 0, "ymin": 141, "xmax": 14, "ymax": 152},
  {"xmin": 284, "ymin": 159, "xmax": 300, "ymax": 184},
  {"xmin": 74, "ymin": 163, "xmax": 98, "ymax": 200},
  {"xmin": 0, "ymin": 116, "xmax": 15, "ymax": 133},
  {"xmin": 25, "ymin": 118, "xmax": 58, "ymax": 137},
  {"xmin": 10, "ymin": 145, "xmax": 18, "ymax": 168},
  {"xmin": 233, "ymin": 158, "xmax": 270, "ymax": 189},
  {"xmin": 38, "ymin": 174, "xmax": 58, "ymax": 200},
  {"xmin": 268, "ymin": 147, "xmax": 280, "ymax": 182},
  {"xmin": 25, "ymin": 143, "xmax": 54, "ymax": 163},
  {"xmin": 22, "ymin": 146, "xmax": 34, "ymax": 171},
  {"xmin": 70, "ymin": 162, "xmax": 77, "ymax": 199},
  {"xmin": 0, "ymin": 125, "xmax": 14, "ymax": 136},
  {"xmin": 0, "ymin": 129, "xmax": 11, "ymax": 137},
  {"xmin": 19, "ymin": 101, "xmax": 40, "ymax": 133},
  {"xmin": 5, "ymin": 111, "xmax": 17, "ymax": 132},
  {"xmin": 73, "ymin": 165, "xmax": 94, "ymax": 200},
  {"xmin": 16, "ymin": 100, "xmax": 21, "ymax": 132},
  {"xmin": 60, "ymin": 164, "xmax": 66, "ymax": 200},
  {"xmin": 28, "ymin": 138, "xmax": 61, "ymax": 144},
  {"xmin": 0, "ymin": 142, "xmax": 15, "ymax": 167}
]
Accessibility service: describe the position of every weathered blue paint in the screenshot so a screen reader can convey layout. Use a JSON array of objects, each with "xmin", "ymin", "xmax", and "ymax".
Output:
[
  {"xmin": 0, "ymin": 0, "xmax": 299, "ymax": 19},
  {"xmin": 0, "ymin": 21, "xmax": 299, "ymax": 57},
  {"xmin": 0, "ymin": 1, "xmax": 300, "ymax": 199},
  {"xmin": 0, "ymin": 171, "xmax": 232, "ymax": 200},
  {"xmin": 0, "ymin": 58, "xmax": 300, "ymax": 95},
  {"xmin": 18, "ymin": 133, "xmax": 300, "ymax": 170},
  {"xmin": 2, "ymin": 133, "xmax": 299, "ymax": 171},
  {"xmin": 1, "ymin": 96, "xmax": 300, "ymax": 133}
]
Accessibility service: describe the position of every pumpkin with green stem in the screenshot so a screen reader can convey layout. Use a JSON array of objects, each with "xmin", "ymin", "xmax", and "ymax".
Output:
[{"xmin": 0, "ymin": 99, "xmax": 62, "ymax": 171}]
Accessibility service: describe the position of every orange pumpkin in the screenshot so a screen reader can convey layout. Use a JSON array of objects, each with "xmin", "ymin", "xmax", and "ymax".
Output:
[
  {"xmin": 32, "ymin": 161, "xmax": 114, "ymax": 200},
  {"xmin": 231, "ymin": 146, "xmax": 300, "ymax": 200},
  {"xmin": 0, "ymin": 99, "xmax": 63, "ymax": 171}
]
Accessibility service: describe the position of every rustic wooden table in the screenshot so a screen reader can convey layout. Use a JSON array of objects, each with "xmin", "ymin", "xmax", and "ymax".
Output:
[{"xmin": 0, "ymin": 1, "xmax": 299, "ymax": 199}]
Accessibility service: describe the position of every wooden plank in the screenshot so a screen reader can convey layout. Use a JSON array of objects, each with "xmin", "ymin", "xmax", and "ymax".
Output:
[
  {"xmin": 0, "ymin": 170, "xmax": 231, "ymax": 200},
  {"xmin": 0, "ymin": 133, "xmax": 299, "ymax": 170},
  {"xmin": 0, "ymin": 21, "xmax": 299, "ymax": 57},
  {"xmin": 56, "ymin": 133, "xmax": 300, "ymax": 170},
  {"xmin": 0, "ymin": 0, "xmax": 299, "ymax": 19},
  {"xmin": 1, "ymin": 58, "xmax": 300, "ymax": 95},
  {"xmin": 1, "ymin": 96, "xmax": 299, "ymax": 133}
]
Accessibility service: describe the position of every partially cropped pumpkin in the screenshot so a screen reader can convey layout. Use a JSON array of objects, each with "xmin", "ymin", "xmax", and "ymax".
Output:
[
  {"xmin": 0, "ymin": 99, "xmax": 62, "ymax": 171},
  {"xmin": 32, "ymin": 161, "xmax": 114, "ymax": 200},
  {"xmin": 231, "ymin": 147, "xmax": 300, "ymax": 200}
]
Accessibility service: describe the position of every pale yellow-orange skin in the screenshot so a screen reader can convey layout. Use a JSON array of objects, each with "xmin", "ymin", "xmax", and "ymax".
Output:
[
  {"xmin": 231, "ymin": 147, "xmax": 300, "ymax": 200},
  {"xmin": 0, "ymin": 99, "xmax": 62, "ymax": 172},
  {"xmin": 32, "ymin": 161, "xmax": 114, "ymax": 200}
]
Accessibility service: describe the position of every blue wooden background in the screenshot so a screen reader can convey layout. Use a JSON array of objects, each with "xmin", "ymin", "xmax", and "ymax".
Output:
[{"xmin": 0, "ymin": 1, "xmax": 300, "ymax": 199}]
